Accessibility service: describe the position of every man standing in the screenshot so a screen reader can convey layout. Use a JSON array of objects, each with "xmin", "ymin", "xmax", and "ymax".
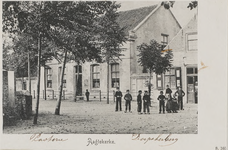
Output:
[
  {"xmin": 115, "ymin": 87, "xmax": 122, "ymax": 111},
  {"xmin": 165, "ymin": 85, "xmax": 172, "ymax": 98},
  {"xmin": 143, "ymin": 91, "xmax": 150, "ymax": 114},
  {"xmin": 124, "ymin": 90, "xmax": 132, "ymax": 113},
  {"xmin": 85, "ymin": 89, "xmax": 90, "ymax": 102},
  {"xmin": 174, "ymin": 86, "xmax": 185, "ymax": 110}
]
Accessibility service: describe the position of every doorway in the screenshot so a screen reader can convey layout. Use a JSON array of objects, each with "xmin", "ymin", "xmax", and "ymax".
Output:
[{"xmin": 187, "ymin": 67, "xmax": 198, "ymax": 103}]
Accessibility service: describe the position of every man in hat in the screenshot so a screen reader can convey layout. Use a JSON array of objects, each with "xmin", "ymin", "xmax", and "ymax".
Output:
[
  {"xmin": 124, "ymin": 90, "xmax": 132, "ymax": 113},
  {"xmin": 174, "ymin": 86, "xmax": 185, "ymax": 110},
  {"xmin": 115, "ymin": 87, "xmax": 122, "ymax": 111}
]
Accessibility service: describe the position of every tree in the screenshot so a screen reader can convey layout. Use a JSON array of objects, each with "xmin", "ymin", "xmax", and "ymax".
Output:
[
  {"xmin": 137, "ymin": 40, "xmax": 173, "ymax": 100},
  {"xmin": 96, "ymin": 2, "xmax": 127, "ymax": 104},
  {"xmin": 161, "ymin": 1, "xmax": 198, "ymax": 10}
]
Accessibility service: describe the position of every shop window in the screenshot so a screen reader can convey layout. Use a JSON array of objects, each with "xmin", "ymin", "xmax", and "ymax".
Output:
[
  {"xmin": 91, "ymin": 64, "xmax": 100, "ymax": 88},
  {"xmin": 58, "ymin": 67, "xmax": 66, "ymax": 88},
  {"xmin": 46, "ymin": 68, "xmax": 52, "ymax": 88},
  {"xmin": 161, "ymin": 34, "xmax": 169, "ymax": 50},
  {"xmin": 187, "ymin": 33, "xmax": 197, "ymax": 51},
  {"xmin": 164, "ymin": 67, "xmax": 181, "ymax": 89},
  {"xmin": 111, "ymin": 63, "xmax": 120, "ymax": 88}
]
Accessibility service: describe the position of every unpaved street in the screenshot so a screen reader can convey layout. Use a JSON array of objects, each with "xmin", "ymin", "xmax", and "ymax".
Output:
[{"xmin": 3, "ymin": 99, "xmax": 198, "ymax": 134}]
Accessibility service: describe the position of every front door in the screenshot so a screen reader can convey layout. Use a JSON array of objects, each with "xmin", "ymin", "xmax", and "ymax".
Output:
[{"xmin": 187, "ymin": 76, "xmax": 197, "ymax": 103}]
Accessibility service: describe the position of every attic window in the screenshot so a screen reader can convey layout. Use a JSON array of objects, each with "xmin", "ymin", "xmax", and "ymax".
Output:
[{"xmin": 161, "ymin": 34, "xmax": 169, "ymax": 50}]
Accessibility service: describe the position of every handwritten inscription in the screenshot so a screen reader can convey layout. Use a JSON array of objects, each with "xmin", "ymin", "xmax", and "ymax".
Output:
[
  {"xmin": 132, "ymin": 134, "xmax": 178, "ymax": 146},
  {"xmin": 87, "ymin": 138, "xmax": 115, "ymax": 146},
  {"xmin": 30, "ymin": 134, "xmax": 68, "ymax": 142}
]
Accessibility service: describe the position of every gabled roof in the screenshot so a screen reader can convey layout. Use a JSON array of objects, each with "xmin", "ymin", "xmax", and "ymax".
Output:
[{"xmin": 117, "ymin": 4, "xmax": 158, "ymax": 34}]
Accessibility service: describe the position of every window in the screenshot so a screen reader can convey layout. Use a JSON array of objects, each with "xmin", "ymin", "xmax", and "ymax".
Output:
[
  {"xmin": 156, "ymin": 74, "xmax": 163, "ymax": 90},
  {"xmin": 111, "ymin": 63, "xmax": 120, "ymax": 88},
  {"xmin": 161, "ymin": 34, "xmax": 169, "ymax": 50},
  {"xmin": 164, "ymin": 67, "xmax": 182, "ymax": 89},
  {"xmin": 187, "ymin": 33, "xmax": 197, "ymax": 51},
  {"xmin": 92, "ymin": 65, "xmax": 100, "ymax": 88},
  {"xmin": 58, "ymin": 67, "xmax": 66, "ymax": 88},
  {"xmin": 75, "ymin": 65, "xmax": 82, "ymax": 73},
  {"xmin": 22, "ymin": 81, "xmax": 26, "ymax": 90},
  {"xmin": 187, "ymin": 67, "xmax": 198, "ymax": 75},
  {"xmin": 46, "ymin": 68, "xmax": 52, "ymax": 88}
]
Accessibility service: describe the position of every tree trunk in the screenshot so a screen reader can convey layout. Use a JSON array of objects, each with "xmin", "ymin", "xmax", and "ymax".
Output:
[
  {"xmin": 44, "ymin": 62, "xmax": 46, "ymax": 100},
  {"xmin": 148, "ymin": 69, "xmax": 152, "ymax": 106},
  {"xmin": 55, "ymin": 49, "xmax": 67, "ymax": 115},
  {"xmin": 74, "ymin": 61, "xmax": 79, "ymax": 102},
  {"xmin": 107, "ymin": 60, "xmax": 110, "ymax": 104},
  {"xmin": 33, "ymin": 34, "xmax": 41, "ymax": 125}
]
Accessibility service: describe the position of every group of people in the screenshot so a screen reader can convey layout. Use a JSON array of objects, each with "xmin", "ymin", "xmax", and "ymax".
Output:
[{"xmin": 114, "ymin": 85, "xmax": 185, "ymax": 114}]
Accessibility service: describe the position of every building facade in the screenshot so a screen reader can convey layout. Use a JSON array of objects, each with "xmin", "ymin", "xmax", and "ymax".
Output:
[{"xmin": 16, "ymin": 5, "xmax": 198, "ymax": 104}]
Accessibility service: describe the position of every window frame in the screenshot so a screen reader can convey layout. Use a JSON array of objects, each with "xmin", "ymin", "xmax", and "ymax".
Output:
[
  {"xmin": 46, "ymin": 68, "xmax": 52, "ymax": 88},
  {"xmin": 187, "ymin": 32, "xmax": 197, "ymax": 51},
  {"xmin": 91, "ymin": 64, "xmax": 100, "ymax": 88},
  {"xmin": 111, "ymin": 63, "xmax": 120, "ymax": 88},
  {"xmin": 161, "ymin": 33, "xmax": 169, "ymax": 50},
  {"xmin": 164, "ymin": 67, "xmax": 182, "ymax": 89}
]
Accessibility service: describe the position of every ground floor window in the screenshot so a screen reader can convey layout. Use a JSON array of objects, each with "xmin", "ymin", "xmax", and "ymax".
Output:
[
  {"xmin": 164, "ymin": 67, "xmax": 182, "ymax": 89},
  {"xmin": 111, "ymin": 63, "xmax": 120, "ymax": 88},
  {"xmin": 91, "ymin": 64, "xmax": 100, "ymax": 88}
]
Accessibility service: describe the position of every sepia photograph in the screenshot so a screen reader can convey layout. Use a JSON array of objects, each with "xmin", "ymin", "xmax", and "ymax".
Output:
[
  {"xmin": 2, "ymin": 1, "xmax": 198, "ymax": 134},
  {"xmin": 1, "ymin": 0, "xmax": 227, "ymax": 149}
]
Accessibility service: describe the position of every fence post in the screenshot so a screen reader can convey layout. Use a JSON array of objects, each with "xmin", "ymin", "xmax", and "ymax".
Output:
[
  {"xmin": 113, "ymin": 90, "xmax": 115, "ymax": 102},
  {"xmin": 52, "ymin": 90, "xmax": 54, "ymax": 99},
  {"xmin": 33, "ymin": 90, "xmax": 35, "ymax": 99},
  {"xmin": 99, "ymin": 90, "xmax": 101, "ymax": 102}
]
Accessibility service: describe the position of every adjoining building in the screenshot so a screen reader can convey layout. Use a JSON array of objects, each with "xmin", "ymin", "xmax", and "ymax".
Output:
[{"xmin": 16, "ymin": 4, "xmax": 198, "ymax": 104}]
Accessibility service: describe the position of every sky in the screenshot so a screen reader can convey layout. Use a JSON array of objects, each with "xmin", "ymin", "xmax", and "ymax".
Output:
[{"xmin": 117, "ymin": 1, "xmax": 197, "ymax": 27}]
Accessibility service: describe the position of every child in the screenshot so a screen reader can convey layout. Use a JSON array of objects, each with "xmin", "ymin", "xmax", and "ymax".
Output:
[
  {"xmin": 137, "ymin": 90, "xmax": 142, "ymax": 114},
  {"xmin": 157, "ymin": 91, "xmax": 166, "ymax": 114},
  {"xmin": 143, "ymin": 91, "xmax": 150, "ymax": 114},
  {"xmin": 124, "ymin": 90, "xmax": 132, "ymax": 113}
]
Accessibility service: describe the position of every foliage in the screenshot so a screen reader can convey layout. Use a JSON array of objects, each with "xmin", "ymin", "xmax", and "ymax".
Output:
[
  {"xmin": 137, "ymin": 40, "xmax": 173, "ymax": 75},
  {"xmin": 161, "ymin": 1, "xmax": 198, "ymax": 10}
]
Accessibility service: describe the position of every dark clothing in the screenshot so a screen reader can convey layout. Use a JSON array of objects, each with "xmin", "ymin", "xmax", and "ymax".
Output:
[
  {"xmin": 124, "ymin": 93, "xmax": 132, "ymax": 112},
  {"xmin": 85, "ymin": 91, "xmax": 90, "ymax": 101},
  {"xmin": 124, "ymin": 93, "xmax": 132, "ymax": 101},
  {"xmin": 115, "ymin": 91, "xmax": 122, "ymax": 111},
  {"xmin": 165, "ymin": 88, "xmax": 172, "ymax": 96},
  {"xmin": 157, "ymin": 95, "xmax": 166, "ymax": 113},
  {"xmin": 137, "ymin": 94, "xmax": 142, "ymax": 112},
  {"xmin": 175, "ymin": 90, "xmax": 185, "ymax": 110},
  {"xmin": 175, "ymin": 90, "xmax": 185, "ymax": 98},
  {"xmin": 125, "ymin": 100, "xmax": 131, "ymax": 111},
  {"xmin": 143, "ymin": 94, "xmax": 150, "ymax": 113},
  {"xmin": 178, "ymin": 97, "xmax": 183, "ymax": 110}
]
